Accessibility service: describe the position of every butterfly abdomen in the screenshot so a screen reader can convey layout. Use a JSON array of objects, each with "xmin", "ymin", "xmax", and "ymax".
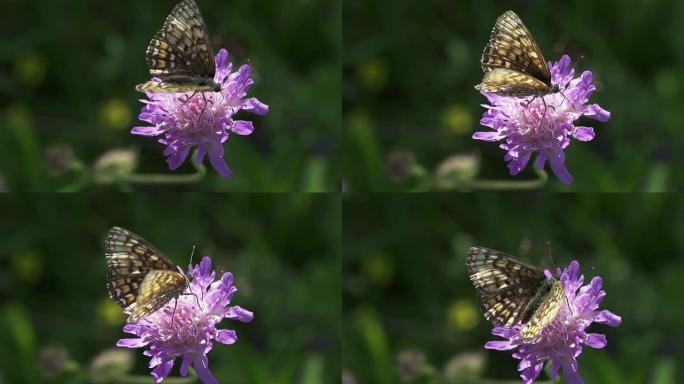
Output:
[{"xmin": 135, "ymin": 77, "xmax": 220, "ymax": 93}]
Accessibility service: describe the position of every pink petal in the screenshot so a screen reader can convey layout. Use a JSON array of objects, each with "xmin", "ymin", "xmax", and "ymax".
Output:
[
  {"xmin": 585, "ymin": 333, "xmax": 607, "ymax": 348},
  {"xmin": 216, "ymin": 329, "xmax": 237, "ymax": 345},
  {"xmin": 116, "ymin": 338, "xmax": 146, "ymax": 348},
  {"xmin": 572, "ymin": 126, "xmax": 595, "ymax": 141},
  {"xmin": 232, "ymin": 120, "xmax": 254, "ymax": 135}
]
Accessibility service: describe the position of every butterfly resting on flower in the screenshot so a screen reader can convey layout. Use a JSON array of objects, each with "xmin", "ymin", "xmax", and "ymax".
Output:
[
  {"xmin": 105, "ymin": 226, "xmax": 193, "ymax": 322},
  {"xmin": 466, "ymin": 246, "xmax": 566, "ymax": 342},
  {"xmin": 136, "ymin": 0, "xmax": 221, "ymax": 104},
  {"xmin": 475, "ymin": 10, "xmax": 558, "ymax": 98}
]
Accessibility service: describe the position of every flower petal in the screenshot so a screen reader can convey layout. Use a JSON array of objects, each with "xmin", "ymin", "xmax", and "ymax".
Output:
[
  {"xmin": 472, "ymin": 131, "xmax": 505, "ymax": 141},
  {"xmin": 242, "ymin": 97, "xmax": 269, "ymax": 115},
  {"xmin": 215, "ymin": 48, "xmax": 229, "ymax": 71},
  {"xmin": 484, "ymin": 340, "xmax": 515, "ymax": 350},
  {"xmin": 572, "ymin": 126, "xmax": 595, "ymax": 141},
  {"xmin": 193, "ymin": 354, "xmax": 219, "ymax": 384},
  {"xmin": 562, "ymin": 360, "xmax": 584, "ymax": 384},
  {"xmin": 132, "ymin": 126, "xmax": 163, "ymax": 136},
  {"xmin": 216, "ymin": 329, "xmax": 237, "ymax": 345},
  {"xmin": 116, "ymin": 338, "xmax": 147, "ymax": 348},
  {"xmin": 207, "ymin": 142, "xmax": 233, "ymax": 178},
  {"xmin": 584, "ymin": 103, "xmax": 611, "ymax": 122},
  {"xmin": 180, "ymin": 353, "xmax": 193, "ymax": 376},
  {"xmin": 151, "ymin": 360, "xmax": 174, "ymax": 383},
  {"xmin": 585, "ymin": 333, "xmax": 607, "ymax": 349},
  {"xmin": 594, "ymin": 309, "xmax": 622, "ymax": 326},
  {"xmin": 166, "ymin": 146, "xmax": 190, "ymax": 171},
  {"xmin": 232, "ymin": 120, "xmax": 254, "ymax": 135},
  {"xmin": 547, "ymin": 147, "xmax": 573, "ymax": 184},
  {"xmin": 519, "ymin": 362, "xmax": 544, "ymax": 384}
]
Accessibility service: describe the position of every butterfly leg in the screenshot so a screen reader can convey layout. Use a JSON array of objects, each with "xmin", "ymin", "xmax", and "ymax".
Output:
[
  {"xmin": 170, "ymin": 297, "xmax": 179, "ymax": 329},
  {"xmin": 181, "ymin": 91, "xmax": 199, "ymax": 106},
  {"xmin": 538, "ymin": 96, "xmax": 548, "ymax": 129},
  {"xmin": 198, "ymin": 92, "xmax": 210, "ymax": 119},
  {"xmin": 520, "ymin": 95, "xmax": 538, "ymax": 127}
]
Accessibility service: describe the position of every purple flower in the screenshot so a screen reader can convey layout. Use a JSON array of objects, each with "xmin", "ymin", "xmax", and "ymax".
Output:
[
  {"xmin": 484, "ymin": 260, "xmax": 621, "ymax": 384},
  {"xmin": 133, "ymin": 48, "xmax": 269, "ymax": 178},
  {"xmin": 116, "ymin": 256, "xmax": 254, "ymax": 384},
  {"xmin": 473, "ymin": 55, "xmax": 610, "ymax": 184}
]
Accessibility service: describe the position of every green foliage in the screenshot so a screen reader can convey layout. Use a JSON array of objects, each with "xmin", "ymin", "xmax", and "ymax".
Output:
[
  {"xmin": 343, "ymin": 194, "xmax": 684, "ymax": 383},
  {"xmin": 343, "ymin": 0, "xmax": 684, "ymax": 191},
  {"xmin": 0, "ymin": 194, "xmax": 340, "ymax": 383},
  {"xmin": 0, "ymin": 0, "xmax": 340, "ymax": 191}
]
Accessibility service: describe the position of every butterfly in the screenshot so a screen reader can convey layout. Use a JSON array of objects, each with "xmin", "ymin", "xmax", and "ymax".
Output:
[
  {"xmin": 466, "ymin": 246, "xmax": 565, "ymax": 342},
  {"xmin": 135, "ymin": 0, "xmax": 220, "ymax": 94},
  {"xmin": 474, "ymin": 10, "xmax": 559, "ymax": 97},
  {"xmin": 105, "ymin": 226, "xmax": 190, "ymax": 322}
]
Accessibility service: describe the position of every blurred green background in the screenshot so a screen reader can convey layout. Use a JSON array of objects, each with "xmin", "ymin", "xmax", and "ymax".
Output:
[
  {"xmin": 0, "ymin": 194, "xmax": 340, "ymax": 383},
  {"xmin": 0, "ymin": 0, "xmax": 340, "ymax": 191},
  {"xmin": 343, "ymin": 194, "xmax": 684, "ymax": 383},
  {"xmin": 343, "ymin": 0, "xmax": 684, "ymax": 191}
]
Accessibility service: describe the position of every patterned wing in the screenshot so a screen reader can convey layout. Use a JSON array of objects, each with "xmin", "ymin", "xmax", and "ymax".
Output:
[
  {"xmin": 480, "ymin": 10, "xmax": 551, "ymax": 84},
  {"xmin": 105, "ymin": 226, "xmax": 178, "ymax": 314},
  {"xmin": 143, "ymin": 0, "xmax": 215, "ymax": 80},
  {"xmin": 466, "ymin": 246, "xmax": 547, "ymax": 327},
  {"xmin": 519, "ymin": 279, "xmax": 564, "ymax": 342},
  {"xmin": 475, "ymin": 68, "xmax": 551, "ymax": 96},
  {"xmin": 128, "ymin": 270, "xmax": 188, "ymax": 321}
]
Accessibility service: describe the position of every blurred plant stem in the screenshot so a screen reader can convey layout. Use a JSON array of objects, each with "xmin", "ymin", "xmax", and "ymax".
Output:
[
  {"xmin": 123, "ymin": 149, "xmax": 207, "ymax": 185},
  {"xmin": 409, "ymin": 165, "xmax": 548, "ymax": 191},
  {"xmin": 467, "ymin": 167, "xmax": 548, "ymax": 190},
  {"xmin": 106, "ymin": 374, "xmax": 196, "ymax": 383}
]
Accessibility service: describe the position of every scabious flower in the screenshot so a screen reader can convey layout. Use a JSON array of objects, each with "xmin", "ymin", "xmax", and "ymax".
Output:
[
  {"xmin": 474, "ymin": 55, "xmax": 610, "ymax": 184},
  {"xmin": 133, "ymin": 48, "xmax": 269, "ymax": 178},
  {"xmin": 484, "ymin": 260, "xmax": 621, "ymax": 384},
  {"xmin": 116, "ymin": 256, "xmax": 253, "ymax": 384}
]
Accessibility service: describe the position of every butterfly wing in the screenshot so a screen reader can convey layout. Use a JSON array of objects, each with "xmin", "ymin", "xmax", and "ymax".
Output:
[
  {"xmin": 519, "ymin": 279, "xmax": 564, "ymax": 342},
  {"xmin": 105, "ymin": 226, "xmax": 178, "ymax": 314},
  {"xmin": 466, "ymin": 246, "xmax": 547, "ymax": 327},
  {"xmin": 129, "ymin": 269, "xmax": 189, "ymax": 321},
  {"xmin": 142, "ymin": 0, "xmax": 215, "ymax": 81},
  {"xmin": 480, "ymin": 10, "xmax": 552, "ymax": 88},
  {"xmin": 475, "ymin": 68, "xmax": 551, "ymax": 96}
]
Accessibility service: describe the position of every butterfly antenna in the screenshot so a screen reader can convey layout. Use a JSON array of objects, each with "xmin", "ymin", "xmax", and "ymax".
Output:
[
  {"xmin": 189, "ymin": 245, "xmax": 196, "ymax": 267},
  {"xmin": 545, "ymin": 241, "xmax": 557, "ymax": 270}
]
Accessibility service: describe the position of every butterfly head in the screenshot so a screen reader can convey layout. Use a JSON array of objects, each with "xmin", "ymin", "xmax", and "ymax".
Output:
[{"xmin": 550, "ymin": 84, "xmax": 560, "ymax": 93}]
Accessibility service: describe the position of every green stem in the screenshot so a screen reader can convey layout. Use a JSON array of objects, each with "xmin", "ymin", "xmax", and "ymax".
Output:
[
  {"xmin": 105, "ymin": 374, "xmax": 196, "ymax": 384},
  {"xmin": 123, "ymin": 150, "xmax": 207, "ymax": 185},
  {"xmin": 468, "ymin": 168, "xmax": 548, "ymax": 190}
]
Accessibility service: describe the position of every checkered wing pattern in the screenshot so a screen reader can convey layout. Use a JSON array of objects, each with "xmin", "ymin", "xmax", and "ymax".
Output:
[
  {"xmin": 105, "ymin": 226, "xmax": 188, "ymax": 321},
  {"xmin": 467, "ymin": 246, "xmax": 565, "ymax": 341},
  {"xmin": 136, "ymin": 0, "xmax": 217, "ymax": 93},
  {"xmin": 519, "ymin": 278, "xmax": 564, "ymax": 342},
  {"xmin": 475, "ymin": 10, "xmax": 554, "ymax": 97}
]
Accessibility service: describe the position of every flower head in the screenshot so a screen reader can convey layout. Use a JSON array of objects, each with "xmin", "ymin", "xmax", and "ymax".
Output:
[
  {"xmin": 133, "ymin": 48, "xmax": 269, "ymax": 178},
  {"xmin": 474, "ymin": 55, "xmax": 610, "ymax": 184},
  {"xmin": 484, "ymin": 260, "xmax": 621, "ymax": 384},
  {"xmin": 116, "ymin": 256, "xmax": 254, "ymax": 384}
]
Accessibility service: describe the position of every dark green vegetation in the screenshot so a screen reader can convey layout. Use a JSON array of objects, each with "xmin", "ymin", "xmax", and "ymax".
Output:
[
  {"xmin": 343, "ymin": 194, "xmax": 684, "ymax": 383},
  {"xmin": 343, "ymin": 0, "xmax": 684, "ymax": 191},
  {"xmin": 0, "ymin": 0, "xmax": 340, "ymax": 191},
  {"xmin": 0, "ymin": 194, "xmax": 340, "ymax": 383}
]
